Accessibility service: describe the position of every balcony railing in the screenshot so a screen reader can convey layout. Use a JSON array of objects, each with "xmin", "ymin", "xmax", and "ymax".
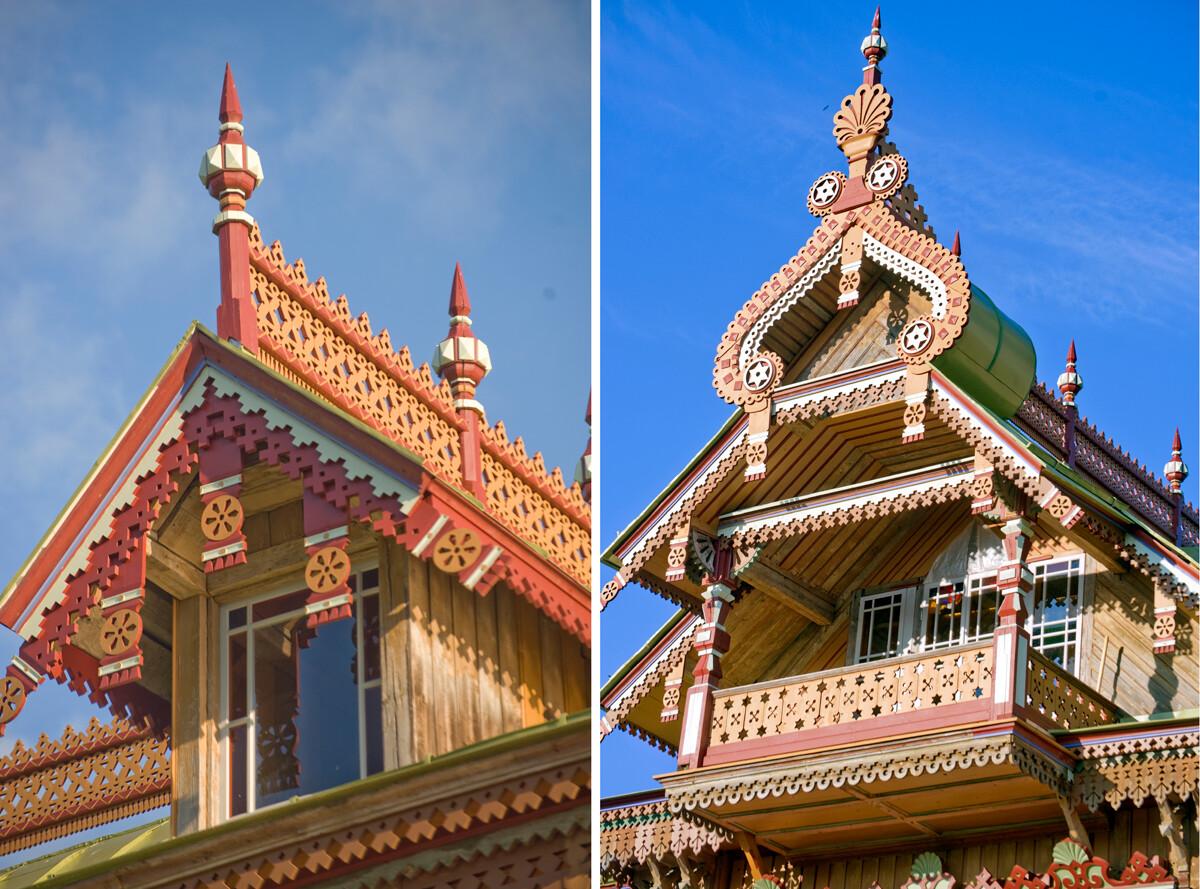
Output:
[{"xmin": 700, "ymin": 639, "xmax": 1118, "ymax": 768}]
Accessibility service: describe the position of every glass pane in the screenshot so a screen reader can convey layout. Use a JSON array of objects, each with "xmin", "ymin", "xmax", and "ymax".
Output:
[
  {"xmin": 228, "ymin": 633, "xmax": 247, "ymax": 721},
  {"xmin": 364, "ymin": 685, "xmax": 383, "ymax": 776},
  {"xmin": 229, "ymin": 725, "xmax": 247, "ymax": 817},
  {"xmin": 253, "ymin": 623, "xmax": 302, "ymax": 806},
  {"xmin": 228, "ymin": 606, "xmax": 246, "ymax": 629},
  {"xmin": 254, "ymin": 617, "xmax": 361, "ymax": 809},
  {"xmin": 361, "ymin": 593, "xmax": 381, "ymax": 683},
  {"xmin": 363, "ymin": 568, "xmax": 379, "ymax": 590}
]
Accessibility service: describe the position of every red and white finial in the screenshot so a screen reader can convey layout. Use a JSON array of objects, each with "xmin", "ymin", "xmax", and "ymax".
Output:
[
  {"xmin": 1165, "ymin": 428, "xmax": 1188, "ymax": 495},
  {"xmin": 1057, "ymin": 340, "xmax": 1083, "ymax": 408},
  {"xmin": 574, "ymin": 391, "xmax": 592, "ymax": 502},
  {"xmin": 861, "ymin": 7, "xmax": 888, "ymax": 85},
  {"xmin": 432, "ymin": 262, "xmax": 491, "ymax": 417},
  {"xmin": 200, "ymin": 64, "xmax": 265, "ymax": 352},
  {"xmin": 199, "ymin": 64, "xmax": 264, "ymax": 215}
]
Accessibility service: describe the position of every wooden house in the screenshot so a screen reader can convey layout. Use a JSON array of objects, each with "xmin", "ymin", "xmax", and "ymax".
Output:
[
  {"xmin": 0, "ymin": 66, "xmax": 591, "ymax": 889},
  {"xmin": 599, "ymin": 13, "xmax": 1197, "ymax": 889}
]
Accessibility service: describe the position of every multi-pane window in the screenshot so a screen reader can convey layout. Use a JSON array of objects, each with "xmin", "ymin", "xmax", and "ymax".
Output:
[
  {"xmin": 1028, "ymin": 557, "xmax": 1082, "ymax": 674},
  {"xmin": 221, "ymin": 568, "xmax": 383, "ymax": 818},
  {"xmin": 918, "ymin": 574, "xmax": 999, "ymax": 650},
  {"xmin": 854, "ymin": 556, "xmax": 1083, "ymax": 673},
  {"xmin": 856, "ymin": 588, "xmax": 908, "ymax": 662}
]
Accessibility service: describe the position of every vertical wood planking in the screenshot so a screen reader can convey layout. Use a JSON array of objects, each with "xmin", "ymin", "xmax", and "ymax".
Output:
[
  {"xmin": 452, "ymin": 575, "xmax": 481, "ymax": 746},
  {"xmin": 380, "ymin": 541, "xmax": 414, "ymax": 768},
  {"xmin": 539, "ymin": 612, "xmax": 565, "ymax": 720},
  {"xmin": 495, "ymin": 583, "xmax": 524, "ymax": 733},
  {"xmin": 429, "ymin": 564, "xmax": 458, "ymax": 753},
  {"xmin": 407, "ymin": 548, "xmax": 435, "ymax": 758},
  {"xmin": 172, "ymin": 594, "xmax": 205, "ymax": 835},
  {"xmin": 517, "ymin": 596, "xmax": 546, "ymax": 725},
  {"xmin": 562, "ymin": 635, "xmax": 588, "ymax": 714},
  {"xmin": 474, "ymin": 585, "xmax": 503, "ymax": 741}
]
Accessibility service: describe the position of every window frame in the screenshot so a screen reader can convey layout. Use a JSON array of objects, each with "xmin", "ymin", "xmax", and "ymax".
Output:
[
  {"xmin": 851, "ymin": 553, "xmax": 1087, "ymax": 673},
  {"xmin": 217, "ymin": 564, "xmax": 382, "ymax": 820}
]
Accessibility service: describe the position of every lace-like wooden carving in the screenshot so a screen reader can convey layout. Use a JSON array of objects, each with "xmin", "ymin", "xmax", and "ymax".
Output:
[
  {"xmin": 1024, "ymin": 650, "xmax": 1115, "ymax": 730},
  {"xmin": 710, "ymin": 646, "xmax": 993, "ymax": 748},
  {"xmin": 247, "ymin": 225, "xmax": 591, "ymax": 586},
  {"xmin": 0, "ymin": 716, "xmax": 169, "ymax": 854}
]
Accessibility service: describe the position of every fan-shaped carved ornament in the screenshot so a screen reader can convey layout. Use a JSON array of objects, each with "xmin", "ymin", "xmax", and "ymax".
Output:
[{"xmin": 833, "ymin": 84, "xmax": 893, "ymax": 146}]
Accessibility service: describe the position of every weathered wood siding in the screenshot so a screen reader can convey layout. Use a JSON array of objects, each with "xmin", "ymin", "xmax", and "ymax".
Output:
[
  {"xmin": 1091, "ymin": 565, "xmax": 1198, "ymax": 716},
  {"xmin": 380, "ymin": 539, "xmax": 588, "ymax": 766}
]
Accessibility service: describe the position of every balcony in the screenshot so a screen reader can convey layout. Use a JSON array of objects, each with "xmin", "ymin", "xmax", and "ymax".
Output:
[
  {"xmin": 658, "ymin": 637, "xmax": 1122, "ymax": 856},
  {"xmin": 701, "ymin": 644, "xmax": 1115, "ymax": 767}
]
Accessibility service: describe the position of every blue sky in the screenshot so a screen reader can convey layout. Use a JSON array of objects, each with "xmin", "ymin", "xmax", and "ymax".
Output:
[
  {"xmin": 0, "ymin": 0, "xmax": 589, "ymax": 859},
  {"xmin": 599, "ymin": 1, "xmax": 1200, "ymax": 795}
]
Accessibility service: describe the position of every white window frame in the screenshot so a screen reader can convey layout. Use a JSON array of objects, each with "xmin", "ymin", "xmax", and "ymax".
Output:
[
  {"xmin": 852, "ymin": 554, "xmax": 1085, "ymax": 674},
  {"xmin": 218, "ymin": 564, "xmax": 382, "ymax": 820},
  {"xmin": 853, "ymin": 584, "xmax": 917, "ymax": 663}
]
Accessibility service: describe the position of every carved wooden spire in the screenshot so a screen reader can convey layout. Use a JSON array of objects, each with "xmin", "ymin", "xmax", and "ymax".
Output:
[
  {"xmin": 199, "ymin": 64, "xmax": 265, "ymax": 353},
  {"xmin": 861, "ymin": 7, "xmax": 888, "ymax": 85}
]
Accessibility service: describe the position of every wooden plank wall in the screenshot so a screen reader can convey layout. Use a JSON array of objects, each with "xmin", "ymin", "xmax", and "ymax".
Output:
[
  {"xmin": 380, "ymin": 539, "xmax": 588, "ymax": 767},
  {"xmin": 1091, "ymin": 566, "xmax": 1198, "ymax": 715},
  {"xmin": 714, "ymin": 806, "xmax": 1191, "ymax": 888}
]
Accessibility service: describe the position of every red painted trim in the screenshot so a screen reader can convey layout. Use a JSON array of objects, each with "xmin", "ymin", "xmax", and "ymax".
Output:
[{"xmin": 0, "ymin": 337, "xmax": 205, "ymax": 630}]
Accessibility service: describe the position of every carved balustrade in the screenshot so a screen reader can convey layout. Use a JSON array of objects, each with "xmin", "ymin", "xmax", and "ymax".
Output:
[
  {"xmin": 708, "ymin": 645, "xmax": 994, "ymax": 756},
  {"xmin": 1023, "ymin": 648, "xmax": 1117, "ymax": 731}
]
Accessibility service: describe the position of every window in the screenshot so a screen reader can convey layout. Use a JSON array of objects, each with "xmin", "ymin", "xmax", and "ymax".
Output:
[
  {"xmin": 855, "ymin": 587, "xmax": 910, "ymax": 662},
  {"xmin": 853, "ymin": 556, "xmax": 1084, "ymax": 672},
  {"xmin": 221, "ymin": 567, "xmax": 383, "ymax": 817}
]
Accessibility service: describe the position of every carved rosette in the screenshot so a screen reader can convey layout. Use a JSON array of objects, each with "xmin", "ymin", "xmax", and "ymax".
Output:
[
  {"xmin": 664, "ymin": 535, "xmax": 688, "ymax": 583},
  {"xmin": 807, "ymin": 171, "xmax": 847, "ymax": 216},
  {"xmin": 200, "ymin": 490, "xmax": 247, "ymax": 572},
  {"xmin": 302, "ymin": 489, "xmax": 353, "ymax": 628},
  {"xmin": 1152, "ymin": 578, "xmax": 1177, "ymax": 655}
]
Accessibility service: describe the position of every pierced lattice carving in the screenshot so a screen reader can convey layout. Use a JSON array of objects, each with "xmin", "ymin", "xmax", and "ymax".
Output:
[
  {"xmin": 1023, "ymin": 651, "xmax": 1116, "ymax": 730},
  {"xmin": 0, "ymin": 716, "xmax": 169, "ymax": 855},
  {"xmin": 710, "ymin": 646, "xmax": 993, "ymax": 748}
]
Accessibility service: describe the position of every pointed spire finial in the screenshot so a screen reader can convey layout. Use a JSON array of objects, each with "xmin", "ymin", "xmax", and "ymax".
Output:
[
  {"xmin": 861, "ymin": 6, "xmax": 888, "ymax": 85},
  {"xmin": 1165, "ymin": 429, "xmax": 1188, "ymax": 496},
  {"xmin": 200, "ymin": 64, "xmax": 264, "ymax": 352},
  {"xmin": 449, "ymin": 261, "xmax": 471, "ymax": 318},
  {"xmin": 433, "ymin": 263, "xmax": 491, "ymax": 409},
  {"xmin": 1057, "ymin": 340, "xmax": 1083, "ymax": 408},
  {"xmin": 219, "ymin": 63, "xmax": 243, "ymax": 126},
  {"xmin": 951, "ymin": 230, "xmax": 961, "ymax": 256}
]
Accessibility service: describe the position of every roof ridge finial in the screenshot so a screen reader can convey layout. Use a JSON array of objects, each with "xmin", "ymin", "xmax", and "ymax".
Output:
[
  {"xmin": 951, "ymin": 230, "xmax": 961, "ymax": 256},
  {"xmin": 200, "ymin": 64, "xmax": 265, "ymax": 353},
  {"xmin": 861, "ymin": 6, "xmax": 888, "ymax": 86},
  {"xmin": 1057, "ymin": 339, "xmax": 1083, "ymax": 408},
  {"xmin": 1165, "ymin": 428, "xmax": 1188, "ymax": 495},
  {"xmin": 449, "ymin": 261, "xmax": 471, "ymax": 318},
  {"xmin": 219, "ymin": 62, "xmax": 243, "ymax": 126},
  {"xmin": 433, "ymin": 263, "xmax": 491, "ymax": 412}
]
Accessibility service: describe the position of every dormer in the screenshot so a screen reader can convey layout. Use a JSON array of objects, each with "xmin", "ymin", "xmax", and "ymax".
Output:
[{"xmin": 0, "ymin": 67, "xmax": 591, "ymax": 883}]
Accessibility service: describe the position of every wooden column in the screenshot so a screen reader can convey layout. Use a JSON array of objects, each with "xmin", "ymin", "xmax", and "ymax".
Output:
[
  {"xmin": 677, "ymin": 583, "xmax": 734, "ymax": 769},
  {"xmin": 991, "ymin": 516, "xmax": 1033, "ymax": 721},
  {"xmin": 379, "ymin": 540, "xmax": 415, "ymax": 770},
  {"xmin": 172, "ymin": 593, "xmax": 217, "ymax": 834}
]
